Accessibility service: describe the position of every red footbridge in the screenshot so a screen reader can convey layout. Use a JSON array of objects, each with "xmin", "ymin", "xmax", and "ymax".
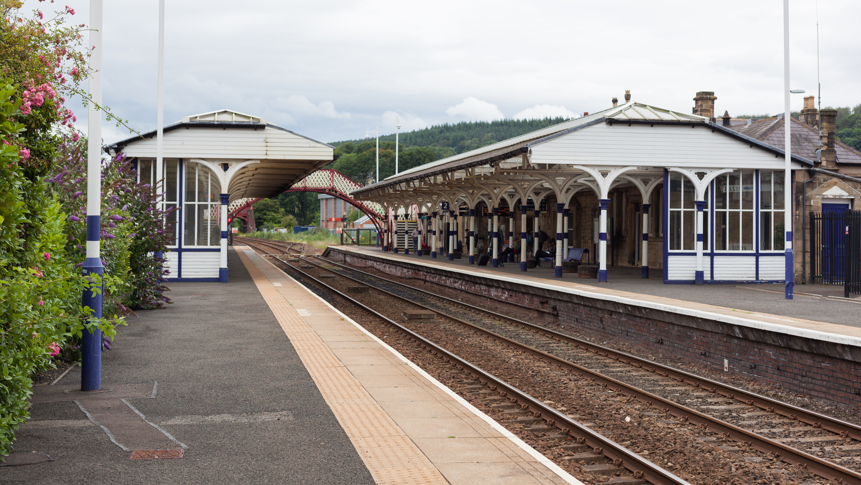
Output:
[{"xmin": 228, "ymin": 169, "xmax": 385, "ymax": 234}]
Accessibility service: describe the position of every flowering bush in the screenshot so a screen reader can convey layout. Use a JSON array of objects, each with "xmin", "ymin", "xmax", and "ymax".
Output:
[
  {"xmin": 49, "ymin": 136, "xmax": 174, "ymax": 311},
  {"xmin": 0, "ymin": 1, "xmax": 130, "ymax": 458},
  {"xmin": 0, "ymin": 83, "xmax": 124, "ymax": 458}
]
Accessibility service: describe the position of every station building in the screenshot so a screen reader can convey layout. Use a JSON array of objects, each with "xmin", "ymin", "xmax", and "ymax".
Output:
[
  {"xmin": 352, "ymin": 94, "xmax": 822, "ymax": 285},
  {"xmin": 107, "ymin": 109, "xmax": 334, "ymax": 281}
]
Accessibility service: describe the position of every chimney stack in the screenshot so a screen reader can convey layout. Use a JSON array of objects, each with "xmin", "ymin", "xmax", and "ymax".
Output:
[
  {"xmin": 819, "ymin": 108, "xmax": 838, "ymax": 169},
  {"xmin": 624, "ymin": 90, "xmax": 631, "ymax": 103},
  {"xmin": 721, "ymin": 110, "xmax": 731, "ymax": 127},
  {"xmin": 800, "ymin": 96, "xmax": 819, "ymax": 128},
  {"xmin": 612, "ymin": 97, "xmax": 618, "ymax": 107},
  {"xmin": 693, "ymin": 91, "xmax": 717, "ymax": 122}
]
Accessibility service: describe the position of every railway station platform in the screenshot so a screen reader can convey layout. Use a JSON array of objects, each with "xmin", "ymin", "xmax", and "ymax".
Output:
[
  {"xmin": 5, "ymin": 247, "xmax": 576, "ymax": 485},
  {"xmin": 331, "ymin": 246, "xmax": 860, "ymax": 330},
  {"xmin": 325, "ymin": 246, "xmax": 861, "ymax": 408}
]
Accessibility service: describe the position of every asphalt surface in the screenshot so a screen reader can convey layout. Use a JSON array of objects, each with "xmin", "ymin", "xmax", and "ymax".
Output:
[
  {"xmin": 2, "ymin": 249, "xmax": 374, "ymax": 485},
  {"xmin": 376, "ymin": 249, "xmax": 861, "ymax": 327}
]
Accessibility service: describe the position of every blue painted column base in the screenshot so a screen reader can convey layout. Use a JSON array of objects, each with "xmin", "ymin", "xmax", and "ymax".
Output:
[
  {"xmin": 641, "ymin": 266, "xmax": 649, "ymax": 279},
  {"xmin": 598, "ymin": 269, "xmax": 608, "ymax": 283},
  {"xmin": 219, "ymin": 267, "xmax": 228, "ymax": 283},
  {"xmin": 555, "ymin": 266, "xmax": 562, "ymax": 277},
  {"xmin": 695, "ymin": 270, "xmax": 704, "ymax": 285},
  {"xmin": 492, "ymin": 258, "xmax": 498, "ymax": 267},
  {"xmin": 520, "ymin": 261, "xmax": 527, "ymax": 271},
  {"xmin": 81, "ymin": 258, "xmax": 104, "ymax": 391},
  {"xmin": 404, "ymin": 248, "xmax": 409, "ymax": 255},
  {"xmin": 468, "ymin": 255, "xmax": 474, "ymax": 264},
  {"xmin": 785, "ymin": 248, "xmax": 794, "ymax": 299},
  {"xmin": 431, "ymin": 251, "xmax": 437, "ymax": 258},
  {"xmin": 448, "ymin": 253, "xmax": 454, "ymax": 261},
  {"xmin": 393, "ymin": 248, "xmax": 399, "ymax": 254}
]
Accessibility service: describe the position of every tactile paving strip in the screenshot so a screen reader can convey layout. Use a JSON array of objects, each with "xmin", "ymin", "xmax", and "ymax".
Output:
[{"xmin": 237, "ymin": 249, "xmax": 447, "ymax": 485}]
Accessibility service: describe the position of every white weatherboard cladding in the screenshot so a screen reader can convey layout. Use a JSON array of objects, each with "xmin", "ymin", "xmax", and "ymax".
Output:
[
  {"xmin": 181, "ymin": 252, "xmax": 220, "ymax": 278},
  {"xmin": 667, "ymin": 255, "xmax": 710, "ymax": 281},
  {"xmin": 120, "ymin": 128, "xmax": 332, "ymax": 160},
  {"xmin": 529, "ymin": 123, "xmax": 802, "ymax": 170},
  {"xmin": 164, "ymin": 251, "xmax": 179, "ymax": 279},
  {"xmin": 758, "ymin": 256, "xmax": 786, "ymax": 280},
  {"xmin": 713, "ymin": 256, "xmax": 756, "ymax": 281}
]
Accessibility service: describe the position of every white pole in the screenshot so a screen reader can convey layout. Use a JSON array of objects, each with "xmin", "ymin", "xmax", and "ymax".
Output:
[
  {"xmin": 156, "ymin": 0, "xmax": 165, "ymax": 203},
  {"xmin": 375, "ymin": 125, "xmax": 379, "ymax": 183},
  {"xmin": 82, "ymin": 0, "xmax": 104, "ymax": 391},
  {"xmin": 783, "ymin": 0, "xmax": 794, "ymax": 300},
  {"xmin": 395, "ymin": 116, "xmax": 401, "ymax": 175}
]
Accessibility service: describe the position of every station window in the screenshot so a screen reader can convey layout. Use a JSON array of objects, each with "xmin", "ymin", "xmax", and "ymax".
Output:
[
  {"xmin": 183, "ymin": 162, "xmax": 222, "ymax": 247},
  {"xmin": 668, "ymin": 173, "xmax": 708, "ymax": 251},
  {"xmin": 759, "ymin": 171, "xmax": 785, "ymax": 251},
  {"xmin": 137, "ymin": 159, "xmax": 179, "ymax": 246},
  {"xmin": 714, "ymin": 170, "xmax": 755, "ymax": 251}
]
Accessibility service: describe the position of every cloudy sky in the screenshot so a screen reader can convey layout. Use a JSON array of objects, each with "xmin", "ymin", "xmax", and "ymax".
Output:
[{"xmin": 24, "ymin": 0, "xmax": 861, "ymax": 144}]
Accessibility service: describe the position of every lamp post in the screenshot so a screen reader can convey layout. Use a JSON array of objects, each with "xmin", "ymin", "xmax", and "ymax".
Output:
[
  {"xmin": 395, "ymin": 116, "xmax": 400, "ymax": 175},
  {"xmin": 375, "ymin": 126, "xmax": 379, "ymax": 183},
  {"xmin": 783, "ymin": 0, "xmax": 799, "ymax": 300},
  {"xmin": 82, "ymin": 0, "xmax": 104, "ymax": 391}
]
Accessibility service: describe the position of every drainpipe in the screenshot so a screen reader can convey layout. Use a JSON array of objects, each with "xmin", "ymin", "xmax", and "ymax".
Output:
[{"xmin": 801, "ymin": 169, "xmax": 816, "ymax": 284}]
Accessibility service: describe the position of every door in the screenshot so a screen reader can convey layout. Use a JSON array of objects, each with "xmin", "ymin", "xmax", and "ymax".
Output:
[{"xmin": 822, "ymin": 203, "xmax": 850, "ymax": 283}]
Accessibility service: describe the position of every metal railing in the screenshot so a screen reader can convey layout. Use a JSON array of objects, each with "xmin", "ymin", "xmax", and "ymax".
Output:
[
  {"xmin": 340, "ymin": 228, "xmax": 379, "ymax": 247},
  {"xmin": 810, "ymin": 210, "xmax": 861, "ymax": 297}
]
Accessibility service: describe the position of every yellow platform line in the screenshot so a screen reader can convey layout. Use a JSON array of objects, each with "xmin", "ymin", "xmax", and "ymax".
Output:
[{"xmin": 237, "ymin": 249, "xmax": 447, "ymax": 485}]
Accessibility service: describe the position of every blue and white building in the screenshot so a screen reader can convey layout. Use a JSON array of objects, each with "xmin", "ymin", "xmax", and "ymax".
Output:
[
  {"xmin": 108, "ymin": 109, "xmax": 334, "ymax": 281},
  {"xmin": 352, "ymin": 99, "xmax": 814, "ymax": 284}
]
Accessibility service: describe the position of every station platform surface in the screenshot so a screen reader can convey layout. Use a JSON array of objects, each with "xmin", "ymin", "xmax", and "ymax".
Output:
[
  {"xmin": 332, "ymin": 246, "xmax": 861, "ymax": 346},
  {"xmin": 4, "ymin": 247, "xmax": 575, "ymax": 485}
]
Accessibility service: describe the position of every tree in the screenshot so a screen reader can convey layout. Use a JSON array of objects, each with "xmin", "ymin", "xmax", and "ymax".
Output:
[
  {"xmin": 252, "ymin": 198, "xmax": 286, "ymax": 227},
  {"xmin": 280, "ymin": 214, "xmax": 298, "ymax": 230}
]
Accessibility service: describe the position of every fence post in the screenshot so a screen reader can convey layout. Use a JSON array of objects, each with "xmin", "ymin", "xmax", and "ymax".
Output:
[{"xmin": 809, "ymin": 212, "xmax": 815, "ymax": 285}]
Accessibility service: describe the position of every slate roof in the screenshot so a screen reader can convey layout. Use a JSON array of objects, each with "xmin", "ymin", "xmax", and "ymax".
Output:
[{"xmin": 728, "ymin": 115, "xmax": 861, "ymax": 165}]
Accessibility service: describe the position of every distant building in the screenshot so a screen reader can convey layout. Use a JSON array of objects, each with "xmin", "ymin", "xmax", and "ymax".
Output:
[{"xmin": 318, "ymin": 194, "xmax": 357, "ymax": 229}]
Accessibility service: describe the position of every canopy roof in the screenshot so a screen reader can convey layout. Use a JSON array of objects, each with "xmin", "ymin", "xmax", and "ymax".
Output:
[
  {"xmin": 107, "ymin": 109, "xmax": 335, "ymax": 202},
  {"xmin": 353, "ymin": 101, "xmax": 814, "ymax": 198}
]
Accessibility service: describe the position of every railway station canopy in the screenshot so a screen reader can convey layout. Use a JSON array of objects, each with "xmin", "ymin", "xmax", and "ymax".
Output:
[
  {"xmin": 351, "ymin": 100, "xmax": 815, "ymax": 285},
  {"xmin": 107, "ymin": 109, "xmax": 335, "ymax": 282},
  {"xmin": 107, "ymin": 109, "xmax": 334, "ymax": 205}
]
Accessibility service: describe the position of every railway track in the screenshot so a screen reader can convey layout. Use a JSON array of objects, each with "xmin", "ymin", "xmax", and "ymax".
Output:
[
  {"xmin": 240, "ymin": 237, "xmax": 861, "ymax": 484},
  {"xmin": 239, "ymin": 238, "xmax": 687, "ymax": 484}
]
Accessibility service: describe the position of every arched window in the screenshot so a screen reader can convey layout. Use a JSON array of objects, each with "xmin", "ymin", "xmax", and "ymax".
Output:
[{"xmin": 184, "ymin": 162, "xmax": 222, "ymax": 247}]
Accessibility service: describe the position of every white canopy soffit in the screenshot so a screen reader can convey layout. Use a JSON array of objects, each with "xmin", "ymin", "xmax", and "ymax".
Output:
[
  {"xmin": 106, "ymin": 109, "xmax": 334, "ymax": 203},
  {"xmin": 351, "ymin": 101, "xmax": 815, "ymax": 203}
]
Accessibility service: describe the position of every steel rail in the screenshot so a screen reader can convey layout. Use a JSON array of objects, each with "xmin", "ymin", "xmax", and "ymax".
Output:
[
  {"xmin": 242, "ymin": 237, "xmax": 861, "ymax": 483},
  {"xmin": 236, "ymin": 237, "xmax": 560, "ymax": 317},
  {"xmin": 246, "ymin": 241, "xmax": 690, "ymax": 485},
  {"xmin": 291, "ymin": 248, "xmax": 861, "ymax": 485},
  {"xmin": 313, "ymin": 251, "xmax": 861, "ymax": 441}
]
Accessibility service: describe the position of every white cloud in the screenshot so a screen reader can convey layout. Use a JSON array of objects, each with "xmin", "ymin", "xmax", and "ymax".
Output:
[
  {"xmin": 445, "ymin": 97, "xmax": 504, "ymax": 121},
  {"xmin": 513, "ymin": 104, "xmax": 578, "ymax": 120},
  {"xmin": 274, "ymin": 96, "xmax": 351, "ymax": 120}
]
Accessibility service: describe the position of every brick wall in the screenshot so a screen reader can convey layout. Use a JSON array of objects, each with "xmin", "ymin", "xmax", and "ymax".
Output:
[{"xmin": 328, "ymin": 248, "xmax": 861, "ymax": 405}]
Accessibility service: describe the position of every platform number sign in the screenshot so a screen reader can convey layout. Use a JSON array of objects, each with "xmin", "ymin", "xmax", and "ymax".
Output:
[{"xmin": 441, "ymin": 202, "xmax": 449, "ymax": 211}]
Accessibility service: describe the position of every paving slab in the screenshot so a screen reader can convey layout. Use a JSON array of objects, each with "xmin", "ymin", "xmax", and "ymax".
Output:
[
  {"xmin": 237, "ymin": 246, "xmax": 577, "ymax": 485},
  {"xmin": 4, "ymin": 248, "xmax": 373, "ymax": 485}
]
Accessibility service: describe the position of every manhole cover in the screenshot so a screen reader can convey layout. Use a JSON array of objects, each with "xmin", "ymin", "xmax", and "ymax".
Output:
[
  {"xmin": 0, "ymin": 452, "xmax": 54, "ymax": 466},
  {"xmin": 129, "ymin": 449, "xmax": 185, "ymax": 460}
]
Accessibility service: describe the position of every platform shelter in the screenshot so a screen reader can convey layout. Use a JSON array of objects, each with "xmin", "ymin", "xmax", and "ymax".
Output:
[
  {"xmin": 351, "ymin": 100, "xmax": 814, "ymax": 284},
  {"xmin": 107, "ymin": 109, "xmax": 334, "ymax": 281}
]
